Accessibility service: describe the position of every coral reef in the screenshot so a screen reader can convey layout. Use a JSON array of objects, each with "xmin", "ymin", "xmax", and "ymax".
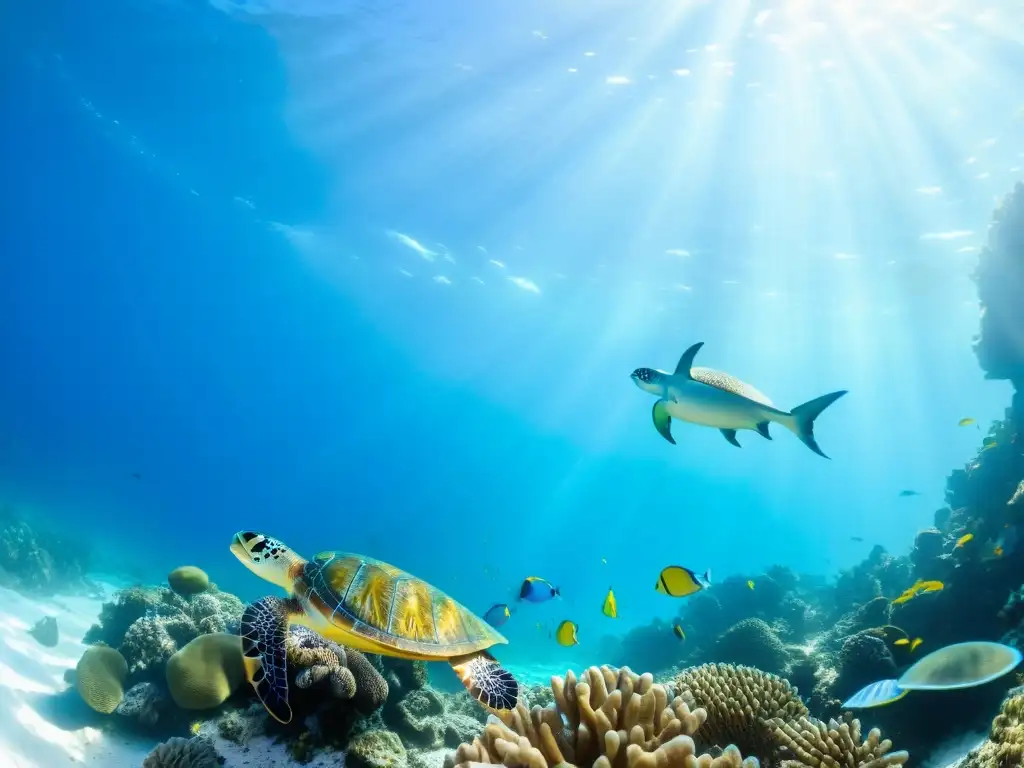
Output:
[
  {"xmin": 142, "ymin": 736, "xmax": 222, "ymax": 768},
  {"xmin": 288, "ymin": 625, "xmax": 389, "ymax": 715},
  {"xmin": 83, "ymin": 583, "xmax": 244, "ymax": 681},
  {"xmin": 0, "ymin": 505, "xmax": 92, "ymax": 594},
  {"xmin": 448, "ymin": 665, "xmax": 740, "ymax": 768},
  {"xmin": 960, "ymin": 685, "xmax": 1024, "ymax": 767},
  {"xmin": 708, "ymin": 619, "xmax": 790, "ymax": 677},
  {"xmin": 116, "ymin": 681, "xmax": 169, "ymax": 728},
  {"xmin": 674, "ymin": 663, "xmax": 807, "ymax": 764},
  {"xmin": 349, "ymin": 728, "xmax": 408, "ymax": 768},
  {"xmin": 833, "ymin": 633, "xmax": 896, "ymax": 702},
  {"xmin": 770, "ymin": 714, "xmax": 908, "ymax": 768}
]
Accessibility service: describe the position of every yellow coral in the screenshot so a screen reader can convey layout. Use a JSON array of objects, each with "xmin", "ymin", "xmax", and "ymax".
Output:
[
  {"xmin": 166, "ymin": 632, "xmax": 244, "ymax": 709},
  {"xmin": 770, "ymin": 714, "xmax": 908, "ymax": 768},
  {"xmin": 75, "ymin": 645, "xmax": 128, "ymax": 714},
  {"xmin": 962, "ymin": 692, "xmax": 1024, "ymax": 767},
  {"xmin": 674, "ymin": 664, "xmax": 807, "ymax": 761},
  {"xmin": 451, "ymin": 665, "xmax": 758, "ymax": 768}
]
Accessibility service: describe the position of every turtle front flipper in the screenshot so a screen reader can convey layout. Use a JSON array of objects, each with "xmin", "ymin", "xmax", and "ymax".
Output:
[
  {"xmin": 449, "ymin": 651, "xmax": 519, "ymax": 711},
  {"xmin": 240, "ymin": 596, "xmax": 299, "ymax": 724}
]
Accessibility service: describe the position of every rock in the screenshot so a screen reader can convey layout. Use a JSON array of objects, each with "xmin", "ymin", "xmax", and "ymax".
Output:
[
  {"xmin": 29, "ymin": 616, "xmax": 58, "ymax": 647},
  {"xmin": 115, "ymin": 682, "xmax": 167, "ymax": 727}
]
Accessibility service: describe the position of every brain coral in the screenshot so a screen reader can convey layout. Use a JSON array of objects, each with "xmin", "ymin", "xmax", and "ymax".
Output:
[
  {"xmin": 75, "ymin": 645, "xmax": 129, "ymax": 714},
  {"xmin": 449, "ymin": 665, "xmax": 759, "ymax": 768},
  {"xmin": 142, "ymin": 736, "xmax": 221, "ymax": 768},
  {"xmin": 674, "ymin": 663, "xmax": 807, "ymax": 765},
  {"xmin": 165, "ymin": 632, "xmax": 244, "ymax": 710},
  {"xmin": 167, "ymin": 566, "xmax": 210, "ymax": 596}
]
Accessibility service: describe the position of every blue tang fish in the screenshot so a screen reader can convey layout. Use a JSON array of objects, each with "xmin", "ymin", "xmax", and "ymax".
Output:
[
  {"xmin": 519, "ymin": 576, "xmax": 559, "ymax": 603},
  {"xmin": 483, "ymin": 603, "xmax": 511, "ymax": 628}
]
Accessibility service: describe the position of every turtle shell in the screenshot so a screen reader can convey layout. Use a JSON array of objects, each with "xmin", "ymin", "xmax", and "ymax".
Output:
[{"xmin": 299, "ymin": 551, "xmax": 506, "ymax": 658}]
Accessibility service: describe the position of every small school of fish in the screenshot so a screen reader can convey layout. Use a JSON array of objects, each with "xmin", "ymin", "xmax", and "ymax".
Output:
[{"xmin": 891, "ymin": 579, "xmax": 945, "ymax": 605}]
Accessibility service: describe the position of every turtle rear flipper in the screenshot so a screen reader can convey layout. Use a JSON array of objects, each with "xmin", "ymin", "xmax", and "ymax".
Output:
[
  {"xmin": 241, "ymin": 596, "xmax": 297, "ymax": 724},
  {"xmin": 449, "ymin": 651, "xmax": 519, "ymax": 711}
]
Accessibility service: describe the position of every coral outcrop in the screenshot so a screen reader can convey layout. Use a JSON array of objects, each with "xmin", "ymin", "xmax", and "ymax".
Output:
[
  {"xmin": 83, "ymin": 583, "xmax": 244, "ymax": 680},
  {"xmin": 142, "ymin": 736, "xmax": 222, "ymax": 768},
  {"xmin": 288, "ymin": 625, "xmax": 388, "ymax": 715},
  {"xmin": 674, "ymin": 663, "xmax": 807, "ymax": 764},
  {"xmin": 959, "ymin": 686, "xmax": 1024, "ymax": 767},
  {"xmin": 709, "ymin": 620, "xmax": 790, "ymax": 677},
  {"xmin": 0, "ymin": 505, "xmax": 92, "ymax": 594}
]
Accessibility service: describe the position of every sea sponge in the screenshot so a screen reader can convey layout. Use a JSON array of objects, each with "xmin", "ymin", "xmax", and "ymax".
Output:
[
  {"xmin": 165, "ymin": 632, "xmax": 244, "ymax": 710},
  {"xmin": 287, "ymin": 626, "xmax": 388, "ymax": 713},
  {"xmin": 674, "ymin": 663, "xmax": 807, "ymax": 763},
  {"xmin": 142, "ymin": 736, "xmax": 221, "ymax": 768},
  {"xmin": 770, "ymin": 714, "xmax": 908, "ymax": 767},
  {"xmin": 167, "ymin": 566, "xmax": 210, "ymax": 596},
  {"xmin": 961, "ymin": 689, "xmax": 1024, "ymax": 767},
  {"xmin": 75, "ymin": 645, "xmax": 129, "ymax": 714},
  {"xmin": 450, "ymin": 665, "xmax": 724, "ymax": 768},
  {"xmin": 709, "ymin": 619, "xmax": 790, "ymax": 677}
]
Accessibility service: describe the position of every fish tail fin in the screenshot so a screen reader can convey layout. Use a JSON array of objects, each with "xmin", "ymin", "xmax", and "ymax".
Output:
[{"xmin": 782, "ymin": 390, "xmax": 848, "ymax": 458}]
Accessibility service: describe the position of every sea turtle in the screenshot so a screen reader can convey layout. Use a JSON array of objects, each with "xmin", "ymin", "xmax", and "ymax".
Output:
[{"xmin": 230, "ymin": 530, "xmax": 519, "ymax": 723}]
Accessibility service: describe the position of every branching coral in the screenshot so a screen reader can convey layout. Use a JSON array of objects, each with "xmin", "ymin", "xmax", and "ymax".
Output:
[
  {"xmin": 769, "ymin": 714, "xmax": 908, "ymax": 768},
  {"xmin": 674, "ymin": 663, "xmax": 807, "ymax": 764},
  {"xmin": 450, "ymin": 665, "xmax": 759, "ymax": 768}
]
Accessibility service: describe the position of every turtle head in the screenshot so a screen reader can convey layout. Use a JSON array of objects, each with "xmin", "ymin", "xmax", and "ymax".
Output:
[
  {"xmin": 231, "ymin": 531, "xmax": 300, "ymax": 589},
  {"xmin": 631, "ymin": 367, "xmax": 667, "ymax": 395}
]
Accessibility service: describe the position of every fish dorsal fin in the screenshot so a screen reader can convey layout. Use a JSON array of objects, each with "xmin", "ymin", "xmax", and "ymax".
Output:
[{"xmin": 673, "ymin": 342, "xmax": 704, "ymax": 378}]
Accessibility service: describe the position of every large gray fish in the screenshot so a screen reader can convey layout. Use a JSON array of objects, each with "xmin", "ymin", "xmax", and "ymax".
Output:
[{"xmin": 630, "ymin": 341, "xmax": 847, "ymax": 458}]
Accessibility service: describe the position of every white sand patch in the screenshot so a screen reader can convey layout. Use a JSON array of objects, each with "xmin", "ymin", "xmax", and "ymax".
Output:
[{"xmin": 0, "ymin": 583, "xmax": 153, "ymax": 767}]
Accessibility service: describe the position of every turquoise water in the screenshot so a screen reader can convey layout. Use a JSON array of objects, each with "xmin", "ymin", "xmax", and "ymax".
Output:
[{"xmin": 1, "ymin": 0, "xmax": 1022, "ymax": 681}]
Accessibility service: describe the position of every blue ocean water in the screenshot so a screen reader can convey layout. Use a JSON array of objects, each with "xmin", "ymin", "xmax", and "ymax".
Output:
[{"xmin": 1, "ymin": 0, "xmax": 1022, "ymax": 685}]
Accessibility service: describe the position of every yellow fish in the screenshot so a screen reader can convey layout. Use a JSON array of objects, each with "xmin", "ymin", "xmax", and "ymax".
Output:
[
  {"xmin": 958, "ymin": 417, "xmax": 976, "ymax": 427},
  {"xmin": 555, "ymin": 620, "xmax": 579, "ymax": 646},
  {"xmin": 602, "ymin": 587, "xmax": 617, "ymax": 618},
  {"xmin": 894, "ymin": 638, "xmax": 910, "ymax": 646},
  {"xmin": 910, "ymin": 637, "xmax": 923, "ymax": 652},
  {"xmin": 190, "ymin": 721, "xmax": 202, "ymax": 736},
  {"xmin": 747, "ymin": 580, "xmax": 755, "ymax": 590},
  {"xmin": 955, "ymin": 533, "xmax": 974, "ymax": 548},
  {"xmin": 917, "ymin": 580, "xmax": 944, "ymax": 593},
  {"xmin": 994, "ymin": 545, "xmax": 1004, "ymax": 557},
  {"xmin": 672, "ymin": 621, "xmax": 686, "ymax": 641},
  {"xmin": 656, "ymin": 566, "xmax": 711, "ymax": 598},
  {"xmin": 982, "ymin": 439, "xmax": 998, "ymax": 452}
]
